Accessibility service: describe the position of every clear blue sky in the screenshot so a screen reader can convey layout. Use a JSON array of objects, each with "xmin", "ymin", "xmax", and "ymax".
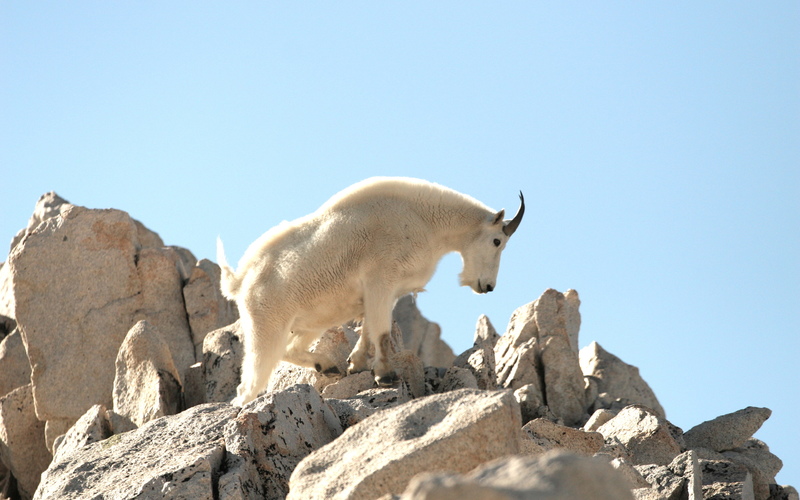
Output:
[{"xmin": 2, "ymin": 2, "xmax": 798, "ymax": 484}]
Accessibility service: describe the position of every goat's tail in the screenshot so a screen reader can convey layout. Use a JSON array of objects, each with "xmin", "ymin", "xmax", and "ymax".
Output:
[{"xmin": 217, "ymin": 237, "xmax": 242, "ymax": 300}]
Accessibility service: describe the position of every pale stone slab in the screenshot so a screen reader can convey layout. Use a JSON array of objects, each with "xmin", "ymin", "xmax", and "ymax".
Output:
[{"xmin": 288, "ymin": 389, "xmax": 521, "ymax": 500}]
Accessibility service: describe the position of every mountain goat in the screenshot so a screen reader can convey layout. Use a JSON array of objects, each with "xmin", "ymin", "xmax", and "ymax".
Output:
[{"xmin": 218, "ymin": 177, "xmax": 524, "ymax": 405}]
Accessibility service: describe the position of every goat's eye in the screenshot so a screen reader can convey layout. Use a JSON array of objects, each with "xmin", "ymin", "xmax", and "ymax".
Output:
[{"xmin": 493, "ymin": 238, "xmax": 501, "ymax": 247}]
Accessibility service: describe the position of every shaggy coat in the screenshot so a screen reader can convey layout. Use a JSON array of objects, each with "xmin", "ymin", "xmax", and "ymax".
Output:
[{"xmin": 218, "ymin": 177, "xmax": 523, "ymax": 405}]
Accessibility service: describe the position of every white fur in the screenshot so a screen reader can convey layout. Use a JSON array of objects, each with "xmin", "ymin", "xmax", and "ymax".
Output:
[{"xmin": 218, "ymin": 177, "xmax": 516, "ymax": 405}]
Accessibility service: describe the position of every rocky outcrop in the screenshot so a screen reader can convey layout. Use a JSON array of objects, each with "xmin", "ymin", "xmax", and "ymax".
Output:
[
  {"xmin": 494, "ymin": 289, "xmax": 587, "ymax": 426},
  {"xmin": 580, "ymin": 341, "xmax": 665, "ymax": 417},
  {"xmin": 0, "ymin": 194, "xmax": 795, "ymax": 500}
]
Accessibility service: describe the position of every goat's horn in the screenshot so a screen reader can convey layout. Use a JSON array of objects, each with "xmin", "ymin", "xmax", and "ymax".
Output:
[{"xmin": 502, "ymin": 192, "xmax": 525, "ymax": 237}]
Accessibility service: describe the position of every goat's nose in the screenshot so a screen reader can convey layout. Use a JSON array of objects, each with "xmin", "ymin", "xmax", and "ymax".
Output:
[{"xmin": 485, "ymin": 284, "xmax": 494, "ymax": 292}]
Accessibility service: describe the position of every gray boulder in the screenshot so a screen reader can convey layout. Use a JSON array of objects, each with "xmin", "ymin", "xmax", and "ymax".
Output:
[
  {"xmin": 51, "ymin": 404, "xmax": 112, "ymax": 464},
  {"xmin": 7, "ymin": 203, "xmax": 198, "ymax": 430},
  {"xmin": 321, "ymin": 371, "xmax": 376, "ymax": 400},
  {"xmin": 597, "ymin": 405, "xmax": 683, "ymax": 466},
  {"xmin": 219, "ymin": 384, "xmax": 342, "ymax": 499},
  {"xmin": 326, "ymin": 386, "xmax": 411, "ymax": 430},
  {"xmin": 700, "ymin": 459, "xmax": 755, "ymax": 500},
  {"xmin": 112, "ymin": 320, "xmax": 183, "ymax": 429},
  {"xmin": 203, "ymin": 321, "xmax": 244, "ymax": 403},
  {"xmin": 520, "ymin": 418, "xmax": 604, "ymax": 456},
  {"xmin": 288, "ymin": 389, "xmax": 522, "ymax": 500},
  {"xmin": 683, "ymin": 406, "xmax": 772, "ymax": 453},
  {"xmin": 35, "ymin": 403, "xmax": 239, "ymax": 500},
  {"xmin": 399, "ymin": 450, "xmax": 633, "ymax": 500}
]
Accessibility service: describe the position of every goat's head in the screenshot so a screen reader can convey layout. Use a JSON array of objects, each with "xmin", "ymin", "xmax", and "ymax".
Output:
[{"xmin": 459, "ymin": 192, "xmax": 525, "ymax": 294}]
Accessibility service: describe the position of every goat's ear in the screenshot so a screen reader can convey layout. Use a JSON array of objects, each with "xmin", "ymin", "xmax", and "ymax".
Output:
[{"xmin": 492, "ymin": 210, "xmax": 505, "ymax": 225}]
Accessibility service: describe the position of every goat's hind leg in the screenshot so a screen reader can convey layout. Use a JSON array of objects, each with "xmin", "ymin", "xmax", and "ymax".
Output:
[
  {"xmin": 284, "ymin": 329, "xmax": 342, "ymax": 377},
  {"xmin": 233, "ymin": 314, "xmax": 289, "ymax": 406}
]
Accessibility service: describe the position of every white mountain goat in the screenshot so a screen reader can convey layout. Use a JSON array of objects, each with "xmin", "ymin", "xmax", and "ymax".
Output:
[{"xmin": 217, "ymin": 177, "xmax": 524, "ymax": 405}]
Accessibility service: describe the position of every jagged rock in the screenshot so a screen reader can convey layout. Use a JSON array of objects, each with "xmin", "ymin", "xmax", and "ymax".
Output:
[
  {"xmin": 607, "ymin": 457, "xmax": 651, "ymax": 490},
  {"xmin": 219, "ymin": 384, "xmax": 342, "ymax": 499},
  {"xmin": 669, "ymin": 450, "xmax": 703, "ymax": 500},
  {"xmin": 184, "ymin": 259, "xmax": 239, "ymax": 358},
  {"xmin": 398, "ymin": 450, "xmax": 633, "ymax": 500},
  {"xmin": 597, "ymin": 405, "xmax": 682, "ymax": 466},
  {"xmin": 494, "ymin": 289, "xmax": 585, "ymax": 425},
  {"xmin": 184, "ymin": 362, "xmax": 206, "ymax": 408},
  {"xmin": 513, "ymin": 383, "xmax": 551, "ymax": 424},
  {"xmin": 203, "ymin": 321, "xmax": 244, "ymax": 403},
  {"xmin": 473, "ymin": 314, "xmax": 500, "ymax": 347},
  {"xmin": 288, "ymin": 389, "xmax": 522, "ymax": 500},
  {"xmin": 51, "ymin": 404, "xmax": 112, "ymax": 464},
  {"xmin": 0, "ymin": 329, "xmax": 30, "ymax": 399},
  {"xmin": 0, "ymin": 385, "xmax": 51, "ymax": 500},
  {"xmin": 453, "ymin": 323, "xmax": 497, "ymax": 390},
  {"xmin": 439, "ymin": 365, "xmax": 479, "ymax": 392},
  {"xmin": 326, "ymin": 387, "xmax": 411, "ymax": 430},
  {"xmin": 700, "ymin": 459, "xmax": 755, "ymax": 500},
  {"xmin": 722, "ymin": 439, "xmax": 782, "ymax": 500},
  {"xmin": 540, "ymin": 334, "xmax": 586, "ymax": 426},
  {"xmin": 633, "ymin": 464, "xmax": 686, "ymax": 500},
  {"xmin": 495, "ymin": 336, "xmax": 541, "ymax": 390},
  {"xmin": 390, "ymin": 350, "xmax": 426, "ymax": 398},
  {"xmin": 520, "ymin": 418, "xmax": 604, "ymax": 456},
  {"xmin": 423, "ymin": 366, "xmax": 446, "ymax": 395},
  {"xmin": 9, "ymin": 192, "xmax": 73, "ymax": 252},
  {"xmin": 584, "ymin": 408, "xmax": 617, "ymax": 431},
  {"xmin": 35, "ymin": 403, "xmax": 239, "ymax": 500},
  {"xmin": 579, "ymin": 341, "xmax": 665, "ymax": 417},
  {"xmin": 769, "ymin": 485, "xmax": 799, "ymax": 500},
  {"xmin": 683, "ymin": 406, "xmax": 772, "ymax": 453},
  {"xmin": 6, "ymin": 203, "xmax": 199, "ymax": 426},
  {"xmin": 113, "ymin": 320, "xmax": 183, "ymax": 429},
  {"xmin": 392, "ymin": 295, "xmax": 455, "ymax": 367}
]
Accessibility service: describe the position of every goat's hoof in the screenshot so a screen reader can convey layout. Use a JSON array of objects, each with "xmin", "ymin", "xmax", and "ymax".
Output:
[
  {"xmin": 347, "ymin": 361, "xmax": 369, "ymax": 375},
  {"xmin": 375, "ymin": 371, "xmax": 399, "ymax": 387}
]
